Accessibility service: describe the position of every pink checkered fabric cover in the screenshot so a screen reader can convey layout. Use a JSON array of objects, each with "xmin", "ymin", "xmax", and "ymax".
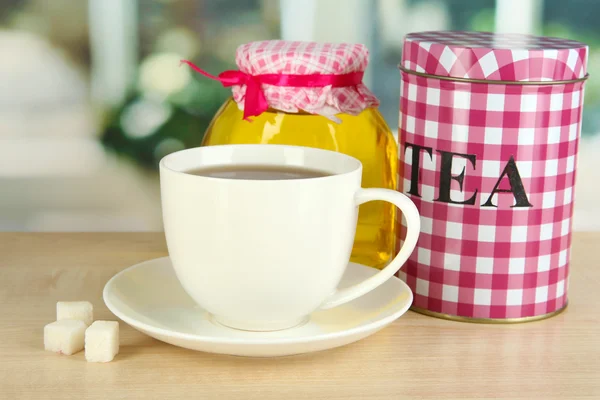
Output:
[
  {"xmin": 402, "ymin": 31, "xmax": 587, "ymax": 81},
  {"xmin": 397, "ymin": 32, "xmax": 587, "ymax": 319},
  {"xmin": 232, "ymin": 40, "xmax": 379, "ymax": 117}
]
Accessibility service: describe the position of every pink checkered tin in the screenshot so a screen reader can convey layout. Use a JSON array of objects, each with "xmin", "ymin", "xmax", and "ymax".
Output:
[{"xmin": 397, "ymin": 31, "xmax": 588, "ymax": 322}]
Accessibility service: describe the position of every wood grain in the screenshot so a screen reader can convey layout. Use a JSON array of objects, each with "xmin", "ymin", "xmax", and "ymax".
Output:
[{"xmin": 0, "ymin": 232, "xmax": 598, "ymax": 400}]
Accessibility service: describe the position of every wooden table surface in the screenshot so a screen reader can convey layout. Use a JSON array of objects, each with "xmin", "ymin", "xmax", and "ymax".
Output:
[{"xmin": 1, "ymin": 232, "xmax": 599, "ymax": 400}]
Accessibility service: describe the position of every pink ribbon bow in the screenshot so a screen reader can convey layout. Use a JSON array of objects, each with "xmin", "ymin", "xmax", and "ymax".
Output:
[{"xmin": 180, "ymin": 60, "xmax": 364, "ymax": 121}]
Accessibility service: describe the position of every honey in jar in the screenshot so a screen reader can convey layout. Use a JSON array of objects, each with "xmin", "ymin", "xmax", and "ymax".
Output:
[{"xmin": 183, "ymin": 41, "xmax": 397, "ymax": 269}]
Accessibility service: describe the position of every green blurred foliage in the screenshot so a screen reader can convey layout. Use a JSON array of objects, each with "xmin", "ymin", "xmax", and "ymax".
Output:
[
  {"xmin": 101, "ymin": 56, "xmax": 231, "ymax": 170},
  {"xmin": 469, "ymin": 7, "xmax": 495, "ymax": 32}
]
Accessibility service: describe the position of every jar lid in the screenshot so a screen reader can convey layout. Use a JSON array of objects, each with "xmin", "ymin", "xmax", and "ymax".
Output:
[
  {"xmin": 401, "ymin": 31, "xmax": 588, "ymax": 82},
  {"xmin": 232, "ymin": 40, "xmax": 379, "ymax": 119}
]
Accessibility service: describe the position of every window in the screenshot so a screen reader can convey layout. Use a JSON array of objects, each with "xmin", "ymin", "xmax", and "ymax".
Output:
[{"xmin": 0, "ymin": 0, "xmax": 597, "ymax": 230}]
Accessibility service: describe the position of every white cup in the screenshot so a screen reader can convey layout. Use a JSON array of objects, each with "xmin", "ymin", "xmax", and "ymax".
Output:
[{"xmin": 159, "ymin": 145, "xmax": 420, "ymax": 331}]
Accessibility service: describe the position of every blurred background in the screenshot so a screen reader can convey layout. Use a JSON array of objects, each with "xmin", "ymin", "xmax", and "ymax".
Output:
[{"xmin": 0, "ymin": 0, "xmax": 599, "ymax": 232}]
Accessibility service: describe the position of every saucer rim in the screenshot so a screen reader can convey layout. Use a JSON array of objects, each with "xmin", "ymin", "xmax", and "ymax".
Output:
[{"xmin": 103, "ymin": 256, "xmax": 413, "ymax": 345}]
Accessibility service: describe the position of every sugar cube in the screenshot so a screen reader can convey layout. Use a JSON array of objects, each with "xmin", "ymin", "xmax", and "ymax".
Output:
[
  {"xmin": 57, "ymin": 301, "xmax": 93, "ymax": 326},
  {"xmin": 44, "ymin": 320, "xmax": 87, "ymax": 355},
  {"xmin": 85, "ymin": 321, "xmax": 119, "ymax": 362}
]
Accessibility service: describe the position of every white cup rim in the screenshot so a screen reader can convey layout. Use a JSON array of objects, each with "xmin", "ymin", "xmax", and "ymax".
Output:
[{"xmin": 159, "ymin": 144, "xmax": 363, "ymax": 182}]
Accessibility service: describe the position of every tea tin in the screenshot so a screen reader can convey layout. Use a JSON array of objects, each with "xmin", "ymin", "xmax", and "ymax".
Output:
[{"xmin": 397, "ymin": 31, "xmax": 588, "ymax": 322}]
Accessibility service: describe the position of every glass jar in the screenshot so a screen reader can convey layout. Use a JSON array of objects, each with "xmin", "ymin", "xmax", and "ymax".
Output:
[
  {"xmin": 202, "ymin": 98, "xmax": 397, "ymax": 268},
  {"xmin": 184, "ymin": 40, "xmax": 398, "ymax": 268}
]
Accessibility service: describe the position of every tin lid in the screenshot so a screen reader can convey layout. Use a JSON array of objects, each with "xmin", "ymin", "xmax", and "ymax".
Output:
[{"xmin": 401, "ymin": 31, "xmax": 588, "ymax": 82}]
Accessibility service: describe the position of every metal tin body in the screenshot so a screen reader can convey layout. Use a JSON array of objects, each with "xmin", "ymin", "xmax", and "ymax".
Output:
[{"xmin": 397, "ymin": 31, "xmax": 588, "ymax": 321}]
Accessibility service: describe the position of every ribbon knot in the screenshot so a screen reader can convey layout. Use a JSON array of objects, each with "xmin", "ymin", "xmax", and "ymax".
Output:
[
  {"xmin": 217, "ymin": 70, "xmax": 267, "ymax": 121},
  {"xmin": 180, "ymin": 59, "xmax": 364, "ymax": 121}
]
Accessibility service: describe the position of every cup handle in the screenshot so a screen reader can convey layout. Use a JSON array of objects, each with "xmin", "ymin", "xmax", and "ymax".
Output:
[{"xmin": 319, "ymin": 188, "xmax": 420, "ymax": 309}]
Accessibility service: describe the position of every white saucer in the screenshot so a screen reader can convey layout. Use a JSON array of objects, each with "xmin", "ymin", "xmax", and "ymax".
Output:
[{"xmin": 103, "ymin": 257, "xmax": 413, "ymax": 357}]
